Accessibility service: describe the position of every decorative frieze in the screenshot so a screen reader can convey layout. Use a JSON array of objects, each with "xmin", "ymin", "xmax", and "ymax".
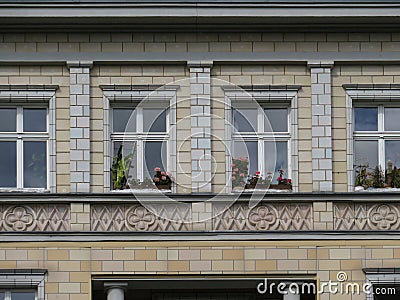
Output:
[
  {"xmin": 213, "ymin": 203, "xmax": 313, "ymax": 231},
  {"xmin": 334, "ymin": 203, "xmax": 400, "ymax": 230},
  {"xmin": 0, "ymin": 204, "xmax": 70, "ymax": 231},
  {"xmin": 91, "ymin": 204, "xmax": 192, "ymax": 231}
]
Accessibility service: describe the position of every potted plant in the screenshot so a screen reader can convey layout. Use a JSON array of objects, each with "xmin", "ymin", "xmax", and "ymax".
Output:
[
  {"xmin": 231, "ymin": 157, "xmax": 249, "ymax": 190},
  {"xmin": 153, "ymin": 167, "xmax": 174, "ymax": 190},
  {"xmin": 270, "ymin": 169, "xmax": 292, "ymax": 190},
  {"xmin": 111, "ymin": 145, "xmax": 133, "ymax": 190},
  {"xmin": 244, "ymin": 171, "xmax": 272, "ymax": 189}
]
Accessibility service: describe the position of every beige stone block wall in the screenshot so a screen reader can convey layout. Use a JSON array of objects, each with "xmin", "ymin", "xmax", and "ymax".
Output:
[
  {"xmin": 0, "ymin": 66, "xmax": 70, "ymax": 192},
  {"xmin": 0, "ymin": 240, "xmax": 400, "ymax": 299}
]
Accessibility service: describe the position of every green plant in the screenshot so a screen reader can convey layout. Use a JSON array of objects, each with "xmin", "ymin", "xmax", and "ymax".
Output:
[
  {"xmin": 111, "ymin": 145, "xmax": 133, "ymax": 190},
  {"xmin": 355, "ymin": 163, "xmax": 371, "ymax": 189},
  {"xmin": 372, "ymin": 165, "xmax": 385, "ymax": 188},
  {"xmin": 392, "ymin": 167, "xmax": 400, "ymax": 188},
  {"xmin": 231, "ymin": 157, "xmax": 249, "ymax": 188}
]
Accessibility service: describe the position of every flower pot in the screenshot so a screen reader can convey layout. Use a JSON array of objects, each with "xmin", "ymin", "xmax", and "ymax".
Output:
[
  {"xmin": 270, "ymin": 184, "xmax": 292, "ymax": 190},
  {"xmin": 156, "ymin": 184, "xmax": 171, "ymax": 190},
  {"xmin": 244, "ymin": 184, "xmax": 270, "ymax": 189}
]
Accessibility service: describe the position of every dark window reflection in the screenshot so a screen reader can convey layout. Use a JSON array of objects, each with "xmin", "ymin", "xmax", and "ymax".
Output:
[
  {"xmin": 143, "ymin": 108, "xmax": 166, "ymax": 132},
  {"xmin": 354, "ymin": 107, "xmax": 378, "ymax": 131},
  {"xmin": 0, "ymin": 292, "xmax": 4, "ymax": 300},
  {"xmin": 386, "ymin": 140, "xmax": 400, "ymax": 168},
  {"xmin": 23, "ymin": 141, "xmax": 47, "ymax": 188},
  {"xmin": 264, "ymin": 108, "xmax": 288, "ymax": 132},
  {"xmin": 0, "ymin": 108, "xmax": 16, "ymax": 132},
  {"xmin": 144, "ymin": 141, "xmax": 167, "ymax": 179},
  {"xmin": 23, "ymin": 108, "xmax": 46, "ymax": 132},
  {"xmin": 265, "ymin": 141, "xmax": 288, "ymax": 183},
  {"xmin": 0, "ymin": 141, "xmax": 16, "ymax": 187},
  {"xmin": 233, "ymin": 108, "xmax": 257, "ymax": 132},
  {"xmin": 384, "ymin": 108, "xmax": 400, "ymax": 131},
  {"xmin": 233, "ymin": 141, "xmax": 258, "ymax": 175},
  {"xmin": 10, "ymin": 291, "xmax": 35, "ymax": 300},
  {"xmin": 113, "ymin": 108, "xmax": 136, "ymax": 132},
  {"xmin": 354, "ymin": 140, "xmax": 378, "ymax": 168}
]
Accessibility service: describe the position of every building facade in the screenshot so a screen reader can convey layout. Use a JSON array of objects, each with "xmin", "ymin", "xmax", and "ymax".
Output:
[{"xmin": 0, "ymin": 0, "xmax": 400, "ymax": 299}]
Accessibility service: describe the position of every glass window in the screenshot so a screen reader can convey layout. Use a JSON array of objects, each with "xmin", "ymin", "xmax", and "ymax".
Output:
[
  {"xmin": 0, "ymin": 106, "xmax": 48, "ymax": 190},
  {"xmin": 265, "ymin": 141, "xmax": 288, "ymax": 183},
  {"xmin": 143, "ymin": 108, "xmax": 166, "ymax": 132},
  {"xmin": 23, "ymin": 108, "xmax": 46, "ymax": 132},
  {"xmin": 233, "ymin": 141, "xmax": 258, "ymax": 176},
  {"xmin": 113, "ymin": 108, "xmax": 135, "ymax": 132},
  {"xmin": 23, "ymin": 141, "xmax": 47, "ymax": 188},
  {"xmin": 233, "ymin": 108, "xmax": 257, "ymax": 132},
  {"xmin": 144, "ymin": 141, "xmax": 167, "ymax": 178},
  {"xmin": 0, "ymin": 108, "xmax": 16, "ymax": 132},
  {"xmin": 385, "ymin": 141, "xmax": 400, "ymax": 168},
  {"xmin": 111, "ymin": 106, "xmax": 169, "ymax": 187},
  {"xmin": 384, "ymin": 108, "xmax": 400, "ymax": 131},
  {"xmin": 0, "ymin": 141, "xmax": 16, "ymax": 188},
  {"xmin": 264, "ymin": 108, "xmax": 288, "ymax": 132},
  {"xmin": 0, "ymin": 292, "xmax": 4, "ymax": 300},
  {"xmin": 354, "ymin": 107, "xmax": 378, "ymax": 131},
  {"xmin": 354, "ymin": 140, "xmax": 378, "ymax": 168},
  {"xmin": 10, "ymin": 291, "xmax": 35, "ymax": 300}
]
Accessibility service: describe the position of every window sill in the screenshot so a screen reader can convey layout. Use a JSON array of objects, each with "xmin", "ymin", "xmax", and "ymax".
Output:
[
  {"xmin": 355, "ymin": 187, "xmax": 400, "ymax": 193},
  {"xmin": 232, "ymin": 188, "xmax": 292, "ymax": 193},
  {"xmin": 0, "ymin": 188, "xmax": 50, "ymax": 193},
  {"xmin": 110, "ymin": 188, "xmax": 172, "ymax": 194}
]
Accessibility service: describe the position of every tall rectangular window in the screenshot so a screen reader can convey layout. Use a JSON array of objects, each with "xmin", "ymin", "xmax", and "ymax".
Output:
[
  {"xmin": 354, "ymin": 105, "xmax": 400, "ymax": 171},
  {"xmin": 0, "ymin": 107, "xmax": 48, "ymax": 189},
  {"xmin": 232, "ymin": 105, "xmax": 291, "ymax": 186},
  {"xmin": 111, "ymin": 105, "xmax": 169, "ymax": 189}
]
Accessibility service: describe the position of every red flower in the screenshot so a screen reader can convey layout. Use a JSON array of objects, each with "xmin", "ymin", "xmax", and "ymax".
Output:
[
  {"xmin": 161, "ymin": 176, "xmax": 166, "ymax": 181},
  {"xmin": 278, "ymin": 177, "xmax": 282, "ymax": 181},
  {"xmin": 255, "ymin": 171, "xmax": 261, "ymax": 175},
  {"xmin": 287, "ymin": 179, "xmax": 292, "ymax": 184},
  {"xmin": 161, "ymin": 171, "xmax": 166, "ymax": 175},
  {"xmin": 154, "ymin": 167, "xmax": 161, "ymax": 172}
]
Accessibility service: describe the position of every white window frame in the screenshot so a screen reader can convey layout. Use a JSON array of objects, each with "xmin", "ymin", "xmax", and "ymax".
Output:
[
  {"xmin": 110, "ymin": 103, "xmax": 170, "ymax": 182},
  {"xmin": 222, "ymin": 86, "xmax": 299, "ymax": 193},
  {"xmin": 231, "ymin": 103, "xmax": 292, "ymax": 181},
  {"xmin": 0, "ymin": 269, "xmax": 46, "ymax": 300},
  {"xmin": 0, "ymin": 87, "xmax": 57, "ymax": 192},
  {"xmin": 345, "ymin": 86, "xmax": 400, "ymax": 191},
  {"xmin": 102, "ymin": 85, "xmax": 179, "ymax": 192},
  {"xmin": 353, "ymin": 104, "xmax": 400, "ymax": 170},
  {"xmin": 365, "ymin": 272, "xmax": 400, "ymax": 300}
]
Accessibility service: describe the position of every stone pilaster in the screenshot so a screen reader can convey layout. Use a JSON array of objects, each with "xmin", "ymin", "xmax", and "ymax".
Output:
[
  {"xmin": 67, "ymin": 61, "xmax": 93, "ymax": 193},
  {"xmin": 309, "ymin": 61, "xmax": 334, "ymax": 192},
  {"xmin": 188, "ymin": 61, "xmax": 213, "ymax": 193}
]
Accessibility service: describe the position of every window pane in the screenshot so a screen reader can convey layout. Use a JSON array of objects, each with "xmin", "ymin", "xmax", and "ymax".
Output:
[
  {"xmin": 143, "ymin": 108, "xmax": 166, "ymax": 132},
  {"xmin": 385, "ymin": 141, "xmax": 400, "ymax": 168},
  {"xmin": 144, "ymin": 141, "xmax": 167, "ymax": 179},
  {"xmin": 112, "ymin": 141, "xmax": 137, "ymax": 187},
  {"xmin": 265, "ymin": 141, "xmax": 288, "ymax": 183},
  {"xmin": 354, "ymin": 140, "xmax": 378, "ymax": 169},
  {"xmin": 0, "ymin": 141, "xmax": 16, "ymax": 187},
  {"xmin": 264, "ymin": 108, "xmax": 288, "ymax": 132},
  {"xmin": 354, "ymin": 107, "xmax": 378, "ymax": 131},
  {"xmin": 385, "ymin": 108, "xmax": 400, "ymax": 131},
  {"xmin": 113, "ymin": 108, "xmax": 136, "ymax": 132},
  {"xmin": 233, "ymin": 141, "xmax": 258, "ymax": 175},
  {"xmin": 0, "ymin": 108, "xmax": 16, "ymax": 132},
  {"xmin": 233, "ymin": 108, "xmax": 257, "ymax": 132},
  {"xmin": 0, "ymin": 292, "xmax": 4, "ymax": 300},
  {"xmin": 24, "ymin": 141, "xmax": 47, "ymax": 188},
  {"xmin": 23, "ymin": 108, "xmax": 46, "ymax": 132},
  {"xmin": 11, "ymin": 291, "xmax": 35, "ymax": 300}
]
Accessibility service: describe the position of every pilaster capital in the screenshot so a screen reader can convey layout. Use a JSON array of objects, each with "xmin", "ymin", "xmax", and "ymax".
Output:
[
  {"xmin": 307, "ymin": 60, "xmax": 334, "ymax": 69},
  {"xmin": 66, "ymin": 61, "xmax": 94, "ymax": 69},
  {"xmin": 187, "ymin": 60, "xmax": 214, "ymax": 68}
]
